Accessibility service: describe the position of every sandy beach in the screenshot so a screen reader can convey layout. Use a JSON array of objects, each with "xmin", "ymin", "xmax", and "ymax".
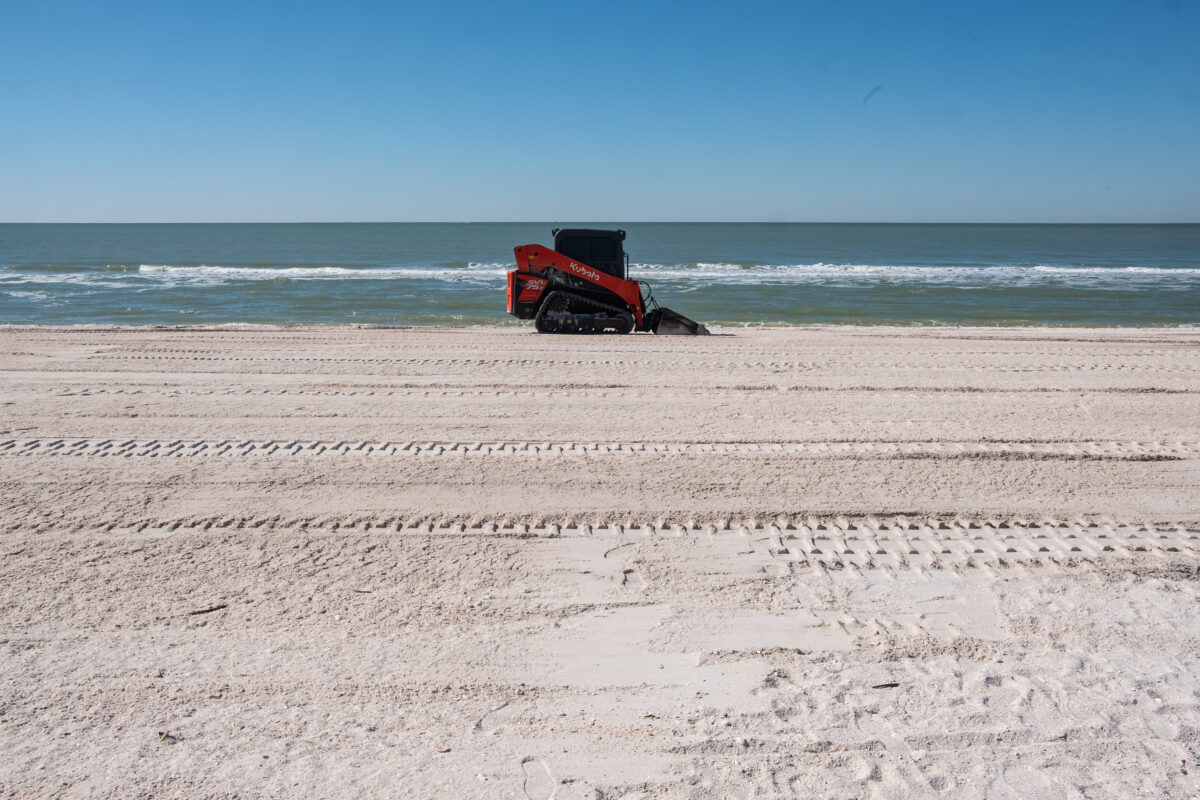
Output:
[{"xmin": 1, "ymin": 325, "xmax": 1198, "ymax": 798}]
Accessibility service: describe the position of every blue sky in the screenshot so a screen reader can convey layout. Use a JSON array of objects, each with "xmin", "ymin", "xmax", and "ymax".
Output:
[{"xmin": 2, "ymin": 0, "xmax": 1197, "ymax": 222}]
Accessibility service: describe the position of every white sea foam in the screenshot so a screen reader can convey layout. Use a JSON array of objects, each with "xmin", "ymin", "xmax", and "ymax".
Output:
[
  {"xmin": 1031, "ymin": 265, "xmax": 1200, "ymax": 275},
  {"xmin": 0, "ymin": 272, "xmax": 131, "ymax": 289},
  {"xmin": 2, "ymin": 262, "xmax": 1197, "ymax": 292},
  {"xmin": 134, "ymin": 264, "xmax": 512, "ymax": 285},
  {"xmin": 628, "ymin": 262, "xmax": 1200, "ymax": 288},
  {"xmin": 5, "ymin": 290, "xmax": 52, "ymax": 301}
]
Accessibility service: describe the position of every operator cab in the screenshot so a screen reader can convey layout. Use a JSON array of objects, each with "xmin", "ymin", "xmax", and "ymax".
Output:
[{"xmin": 552, "ymin": 228, "xmax": 627, "ymax": 281}]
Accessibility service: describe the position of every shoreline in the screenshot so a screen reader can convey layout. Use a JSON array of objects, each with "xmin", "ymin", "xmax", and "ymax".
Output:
[{"xmin": 2, "ymin": 321, "xmax": 1198, "ymax": 330}]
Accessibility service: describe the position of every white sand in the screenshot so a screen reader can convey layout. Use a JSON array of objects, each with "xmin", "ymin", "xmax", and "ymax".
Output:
[{"xmin": 1, "ymin": 325, "xmax": 1198, "ymax": 798}]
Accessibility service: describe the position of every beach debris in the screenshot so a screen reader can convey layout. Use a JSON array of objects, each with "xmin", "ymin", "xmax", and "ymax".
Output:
[
  {"xmin": 188, "ymin": 603, "xmax": 228, "ymax": 616},
  {"xmin": 435, "ymin": 746, "xmax": 451, "ymax": 753},
  {"xmin": 158, "ymin": 731, "xmax": 180, "ymax": 744},
  {"xmin": 871, "ymin": 682, "xmax": 900, "ymax": 689}
]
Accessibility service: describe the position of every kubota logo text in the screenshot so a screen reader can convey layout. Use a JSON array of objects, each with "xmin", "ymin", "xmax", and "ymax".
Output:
[{"xmin": 567, "ymin": 261, "xmax": 601, "ymax": 281}]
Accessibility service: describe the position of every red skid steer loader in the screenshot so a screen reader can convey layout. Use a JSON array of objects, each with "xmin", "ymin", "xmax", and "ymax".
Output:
[{"xmin": 506, "ymin": 228, "xmax": 710, "ymax": 334}]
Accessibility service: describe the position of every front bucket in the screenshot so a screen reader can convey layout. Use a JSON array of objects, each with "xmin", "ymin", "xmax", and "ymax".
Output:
[{"xmin": 650, "ymin": 307, "xmax": 710, "ymax": 335}]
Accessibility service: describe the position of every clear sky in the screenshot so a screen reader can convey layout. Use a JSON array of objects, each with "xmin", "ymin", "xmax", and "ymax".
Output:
[{"xmin": 2, "ymin": 0, "xmax": 1197, "ymax": 222}]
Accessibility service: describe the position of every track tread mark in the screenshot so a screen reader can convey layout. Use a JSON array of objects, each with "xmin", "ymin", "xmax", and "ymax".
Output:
[
  {"xmin": 14, "ymin": 515, "xmax": 1196, "ymax": 573},
  {"xmin": 69, "ymin": 348, "xmax": 1200, "ymax": 372},
  {"xmin": 5, "ymin": 437, "xmax": 1197, "ymax": 459},
  {"xmin": 20, "ymin": 385, "xmax": 1199, "ymax": 398}
]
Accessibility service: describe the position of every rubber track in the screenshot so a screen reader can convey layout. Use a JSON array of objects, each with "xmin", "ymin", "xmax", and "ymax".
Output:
[{"xmin": 1, "ymin": 438, "xmax": 1197, "ymax": 459}]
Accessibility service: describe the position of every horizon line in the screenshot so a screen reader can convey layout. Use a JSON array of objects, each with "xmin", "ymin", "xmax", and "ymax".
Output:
[{"xmin": 2, "ymin": 220, "xmax": 1199, "ymax": 226}]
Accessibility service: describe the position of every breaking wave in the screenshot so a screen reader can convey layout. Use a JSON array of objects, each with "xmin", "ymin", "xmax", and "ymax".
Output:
[
  {"xmin": 135, "ymin": 263, "xmax": 514, "ymax": 284},
  {"xmin": 1, "ymin": 262, "xmax": 1197, "ymax": 292},
  {"xmin": 631, "ymin": 262, "xmax": 1200, "ymax": 287}
]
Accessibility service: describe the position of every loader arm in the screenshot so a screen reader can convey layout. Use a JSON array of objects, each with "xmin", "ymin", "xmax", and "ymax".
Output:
[{"xmin": 514, "ymin": 245, "xmax": 646, "ymax": 329}]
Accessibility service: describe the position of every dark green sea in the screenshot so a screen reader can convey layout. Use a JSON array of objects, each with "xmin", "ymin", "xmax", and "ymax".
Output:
[{"xmin": 1, "ymin": 223, "xmax": 1197, "ymax": 326}]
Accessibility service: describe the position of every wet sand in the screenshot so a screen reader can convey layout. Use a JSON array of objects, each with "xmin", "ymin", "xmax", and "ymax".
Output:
[{"xmin": 1, "ymin": 326, "xmax": 1198, "ymax": 798}]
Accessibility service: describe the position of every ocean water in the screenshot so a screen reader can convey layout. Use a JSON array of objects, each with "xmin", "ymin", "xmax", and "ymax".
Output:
[{"xmin": 1, "ymin": 223, "xmax": 1197, "ymax": 327}]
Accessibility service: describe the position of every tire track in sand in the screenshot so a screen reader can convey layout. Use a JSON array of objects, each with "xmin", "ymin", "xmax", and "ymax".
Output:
[
  {"xmin": 6, "ymin": 518, "xmax": 1195, "ymax": 573},
  {"xmin": 2, "ymin": 438, "xmax": 1196, "ymax": 459}
]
